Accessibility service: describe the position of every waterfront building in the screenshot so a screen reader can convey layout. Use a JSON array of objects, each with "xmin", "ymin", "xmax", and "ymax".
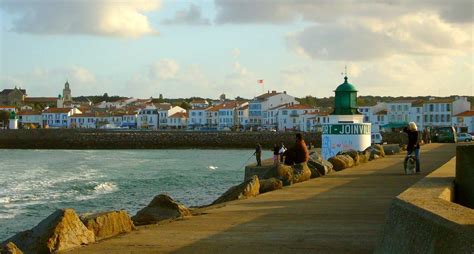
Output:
[
  {"xmin": 137, "ymin": 104, "xmax": 158, "ymax": 129},
  {"xmin": 277, "ymin": 104, "xmax": 318, "ymax": 131},
  {"xmin": 121, "ymin": 111, "xmax": 138, "ymax": 129},
  {"xmin": 381, "ymin": 100, "xmax": 423, "ymax": 132},
  {"xmin": 237, "ymin": 103, "xmax": 249, "ymax": 130},
  {"xmin": 167, "ymin": 112, "xmax": 188, "ymax": 129},
  {"xmin": 206, "ymin": 106, "xmax": 219, "ymax": 129},
  {"xmin": 188, "ymin": 106, "xmax": 209, "ymax": 130},
  {"xmin": 248, "ymin": 90, "xmax": 298, "ymax": 127},
  {"xmin": 263, "ymin": 104, "xmax": 286, "ymax": 130},
  {"xmin": 300, "ymin": 111, "xmax": 330, "ymax": 132},
  {"xmin": 423, "ymin": 97, "xmax": 470, "ymax": 128},
  {"xmin": 69, "ymin": 113, "xmax": 98, "ymax": 128},
  {"xmin": 0, "ymin": 87, "xmax": 26, "ymax": 106},
  {"xmin": 453, "ymin": 110, "xmax": 474, "ymax": 133},
  {"xmin": 218, "ymin": 101, "xmax": 240, "ymax": 130},
  {"xmin": 189, "ymin": 99, "xmax": 209, "ymax": 109},
  {"xmin": 0, "ymin": 105, "xmax": 16, "ymax": 113},
  {"xmin": 18, "ymin": 111, "xmax": 43, "ymax": 129},
  {"xmin": 95, "ymin": 98, "xmax": 137, "ymax": 109},
  {"xmin": 42, "ymin": 108, "xmax": 81, "ymax": 128}
]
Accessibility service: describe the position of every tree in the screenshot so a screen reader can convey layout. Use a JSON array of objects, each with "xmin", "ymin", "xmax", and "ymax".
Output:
[
  {"xmin": 179, "ymin": 101, "xmax": 190, "ymax": 110},
  {"xmin": 0, "ymin": 111, "xmax": 10, "ymax": 128}
]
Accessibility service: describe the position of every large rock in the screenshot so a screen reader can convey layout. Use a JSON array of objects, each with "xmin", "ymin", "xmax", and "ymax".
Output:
[
  {"xmin": 339, "ymin": 150, "xmax": 360, "ymax": 166},
  {"xmin": 0, "ymin": 242, "xmax": 23, "ymax": 254},
  {"xmin": 328, "ymin": 155, "xmax": 354, "ymax": 171},
  {"xmin": 259, "ymin": 178, "xmax": 283, "ymax": 193},
  {"xmin": 212, "ymin": 175, "xmax": 260, "ymax": 204},
  {"xmin": 382, "ymin": 144, "xmax": 401, "ymax": 155},
  {"xmin": 4, "ymin": 208, "xmax": 95, "ymax": 254},
  {"xmin": 307, "ymin": 160, "xmax": 333, "ymax": 177},
  {"xmin": 358, "ymin": 150, "xmax": 370, "ymax": 163},
  {"xmin": 132, "ymin": 194, "xmax": 191, "ymax": 226},
  {"xmin": 80, "ymin": 210, "xmax": 136, "ymax": 241},
  {"xmin": 292, "ymin": 163, "xmax": 312, "ymax": 183},
  {"xmin": 372, "ymin": 144, "xmax": 386, "ymax": 157}
]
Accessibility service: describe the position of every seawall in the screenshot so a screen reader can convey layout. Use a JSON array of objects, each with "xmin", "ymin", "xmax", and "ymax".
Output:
[{"xmin": 0, "ymin": 129, "xmax": 322, "ymax": 149}]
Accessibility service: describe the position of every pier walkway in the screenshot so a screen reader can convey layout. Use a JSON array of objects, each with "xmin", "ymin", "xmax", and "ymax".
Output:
[{"xmin": 68, "ymin": 143, "xmax": 457, "ymax": 254}]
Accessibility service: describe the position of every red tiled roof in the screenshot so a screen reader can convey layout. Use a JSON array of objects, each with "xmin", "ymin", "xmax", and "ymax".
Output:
[
  {"xmin": 190, "ymin": 99, "xmax": 208, "ymax": 104},
  {"xmin": 168, "ymin": 112, "xmax": 188, "ymax": 118},
  {"xmin": 284, "ymin": 104, "xmax": 314, "ymax": 110},
  {"xmin": 256, "ymin": 91, "xmax": 281, "ymax": 100},
  {"xmin": 425, "ymin": 98, "xmax": 455, "ymax": 103},
  {"xmin": 455, "ymin": 111, "xmax": 474, "ymax": 117},
  {"xmin": 0, "ymin": 105, "xmax": 15, "ymax": 109},
  {"xmin": 43, "ymin": 108, "xmax": 71, "ymax": 113}
]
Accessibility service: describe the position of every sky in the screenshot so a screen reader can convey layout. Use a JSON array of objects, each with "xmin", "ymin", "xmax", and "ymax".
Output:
[{"xmin": 0, "ymin": 0, "xmax": 473, "ymax": 99}]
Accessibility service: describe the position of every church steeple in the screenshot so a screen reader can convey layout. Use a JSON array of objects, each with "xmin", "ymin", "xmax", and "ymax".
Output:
[{"xmin": 63, "ymin": 80, "xmax": 72, "ymax": 104}]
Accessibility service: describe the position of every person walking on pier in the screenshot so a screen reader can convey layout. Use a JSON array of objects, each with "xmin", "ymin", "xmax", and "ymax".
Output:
[
  {"xmin": 403, "ymin": 122, "xmax": 421, "ymax": 173},
  {"xmin": 294, "ymin": 133, "xmax": 309, "ymax": 164},
  {"xmin": 254, "ymin": 143, "xmax": 262, "ymax": 166}
]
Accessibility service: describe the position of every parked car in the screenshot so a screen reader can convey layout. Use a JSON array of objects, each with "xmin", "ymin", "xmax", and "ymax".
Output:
[
  {"xmin": 431, "ymin": 126, "xmax": 457, "ymax": 143},
  {"xmin": 371, "ymin": 133, "xmax": 383, "ymax": 144},
  {"xmin": 457, "ymin": 133, "xmax": 472, "ymax": 142}
]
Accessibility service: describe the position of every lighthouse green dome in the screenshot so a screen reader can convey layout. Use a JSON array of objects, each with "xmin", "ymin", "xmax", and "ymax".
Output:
[
  {"xmin": 335, "ymin": 76, "xmax": 357, "ymax": 92},
  {"xmin": 332, "ymin": 76, "xmax": 360, "ymax": 115}
]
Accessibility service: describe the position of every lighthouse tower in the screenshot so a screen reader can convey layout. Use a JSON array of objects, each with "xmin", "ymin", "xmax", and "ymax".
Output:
[{"xmin": 321, "ymin": 75, "xmax": 371, "ymax": 159}]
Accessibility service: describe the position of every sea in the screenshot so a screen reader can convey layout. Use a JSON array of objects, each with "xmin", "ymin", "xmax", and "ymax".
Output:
[{"xmin": 0, "ymin": 149, "xmax": 271, "ymax": 241}]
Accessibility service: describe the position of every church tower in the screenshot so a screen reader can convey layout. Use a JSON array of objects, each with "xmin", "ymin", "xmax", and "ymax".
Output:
[{"xmin": 63, "ymin": 81, "xmax": 72, "ymax": 105}]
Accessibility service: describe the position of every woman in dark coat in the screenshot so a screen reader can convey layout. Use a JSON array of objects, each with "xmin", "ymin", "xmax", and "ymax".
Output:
[
  {"xmin": 293, "ymin": 133, "xmax": 309, "ymax": 164},
  {"xmin": 403, "ymin": 122, "xmax": 421, "ymax": 173}
]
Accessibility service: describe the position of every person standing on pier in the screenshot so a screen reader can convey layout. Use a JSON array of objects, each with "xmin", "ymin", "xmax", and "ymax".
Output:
[
  {"xmin": 279, "ymin": 142, "xmax": 286, "ymax": 163},
  {"xmin": 403, "ymin": 122, "xmax": 421, "ymax": 173},
  {"xmin": 254, "ymin": 143, "xmax": 262, "ymax": 166},
  {"xmin": 273, "ymin": 144, "xmax": 280, "ymax": 165},
  {"xmin": 294, "ymin": 133, "xmax": 309, "ymax": 164}
]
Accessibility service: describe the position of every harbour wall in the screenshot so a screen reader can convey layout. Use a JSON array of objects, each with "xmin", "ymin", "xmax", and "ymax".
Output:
[{"xmin": 0, "ymin": 129, "xmax": 322, "ymax": 149}]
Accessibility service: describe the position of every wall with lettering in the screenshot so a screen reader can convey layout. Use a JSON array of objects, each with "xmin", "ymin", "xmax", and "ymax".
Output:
[{"xmin": 322, "ymin": 123, "xmax": 371, "ymax": 159}]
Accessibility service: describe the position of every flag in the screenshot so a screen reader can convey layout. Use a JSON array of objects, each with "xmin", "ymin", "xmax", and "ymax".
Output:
[{"xmin": 258, "ymin": 79, "xmax": 264, "ymax": 84}]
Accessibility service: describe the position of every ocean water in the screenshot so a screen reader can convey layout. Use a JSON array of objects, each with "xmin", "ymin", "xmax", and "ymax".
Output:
[{"xmin": 0, "ymin": 149, "xmax": 271, "ymax": 241}]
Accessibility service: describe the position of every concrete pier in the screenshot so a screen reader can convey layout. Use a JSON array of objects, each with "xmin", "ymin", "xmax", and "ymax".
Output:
[{"xmin": 63, "ymin": 143, "xmax": 457, "ymax": 254}]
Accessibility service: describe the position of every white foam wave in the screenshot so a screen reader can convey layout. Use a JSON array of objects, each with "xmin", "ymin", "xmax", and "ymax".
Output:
[
  {"xmin": 93, "ymin": 182, "xmax": 118, "ymax": 194},
  {"xmin": 208, "ymin": 165, "xmax": 218, "ymax": 170},
  {"xmin": 0, "ymin": 197, "xmax": 10, "ymax": 204}
]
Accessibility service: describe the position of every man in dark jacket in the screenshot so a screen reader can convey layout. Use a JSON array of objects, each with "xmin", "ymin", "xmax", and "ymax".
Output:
[
  {"xmin": 254, "ymin": 143, "xmax": 262, "ymax": 166},
  {"xmin": 403, "ymin": 122, "xmax": 421, "ymax": 173}
]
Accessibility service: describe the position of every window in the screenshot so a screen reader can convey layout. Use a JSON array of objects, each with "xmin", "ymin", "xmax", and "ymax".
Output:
[
  {"xmin": 397, "ymin": 105, "xmax": 401, "ymax": 111},
  {"xmin": 430, "ymin": 115, "xmax": 433, "ymax": 122},
  {"xmin": 282, "ymin": 110, "xmax": 287, "ymax": 115},
  {"xmin": 404, "ymin": 105, "xmax": 408, "ymax": 111},
  {"xmin": 435, "ymin": 115, "xmax": 439, "ymax": 122},
  {"xmin": 447, "ymin": 114, "xmax": 451, "ymax": 122},
  {"xmin": 441, "ymin": 115, "xmax": 445, "ymax": 122},
  {"xmin": 391, "ymin": 105, "xmax": 395, "ymax": 111},
  {"xmin": 429, "ymin": 104, "xmax": 434, "ymax": 112},
  {"xmin": 446, "ymin": 104, "xmax": 451, "ymax": 111}
]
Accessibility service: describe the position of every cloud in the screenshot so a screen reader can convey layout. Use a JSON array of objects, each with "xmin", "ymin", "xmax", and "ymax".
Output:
[
  {"xmin": 149, "ymin": 59, "xmax": 180, "ymax": 80},
  {"xmin": 1, "ymin": 0, "xmax": 161, "ymax": 37},
  {"xmin": 162, "ymin": 3, "xmax": 210, "ymax": 25},
  {"xmin": 214, "ymin": 0, "xmax": 473, "ymax": 24},
  {"xmin": 287, "ymin": 13, "xmax": 471, "ymax": 61}
]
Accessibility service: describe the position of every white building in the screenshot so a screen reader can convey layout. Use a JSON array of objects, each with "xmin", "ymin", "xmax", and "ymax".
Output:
[
  {"xmin": 167, "ymin": 112, "xmax": 188, "ymax": 129},
  {"xmin": 263, "ymin": 104, "xmax": 287, "ymax": 130},
  {"xmin": 155, "ymin": 104, "xmax": 186, "ymax": 129},
  {"xmin": 423, "ymin": 97, "xmax": 471, "ymax": 128},
  {"xmin": 69, "ymin": 113, "xmax": 98, "ymax": 129},
  {"xmin": 121, "ymin": 111, "xmax": 138, "ymax": 129},
  {"xmin": 277, "ymin": 104, "xmax": 318, "ymax": 131},
  {"xmin": 237, "ymin": 103, "xmax": 249, "ymax": 129},
  {"xmin": 217, "ymin": 101, "xmax": 239, "ymax": 129},
  {"xmin": 0, "ymin": 106, "xmax": 16, "ymax": 113},
  {"xmin": 206, "ymin": 106, "xmax": 219, "ymax": 129},
  {"xmin": 137, "ymin": 105, "xmax": 158, "ymax": 129},
  {"xmin": 188, "ymin": 107, "xmax": 209, "ymax": 130},
  {"xmin": 300, "ymin": 111, "xmax": 330, "ymax": 132},
  {"xmin": 42, "ymin": 108, "xmax": 81, "ymax": 128},
  {"xmin": 189, "ymin": 99, "xmax": 209, "ymax": 109},
  {"xmin": 95, "ymin": 98, "xmax": 137, "ymax": 109},
  {"xmin": 453, "ymin": 110, "xmax": 474, "ymax": 133},
  {"xmin": 248, "ymin": 91, "xmax": 298, "ymax": 127},
  {"xmin": 18, "ymin": 111, "xmax": 43, "ymax": 128}
]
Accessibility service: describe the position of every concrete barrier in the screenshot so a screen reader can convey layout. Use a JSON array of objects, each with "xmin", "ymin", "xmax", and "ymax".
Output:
[
  {"xmin": 375, "ymin": 158, "xmax": 474, "ymax": 253},
  {"xmin": 456, "ymin": 144, "xmax": 474, "ymax": 209}
]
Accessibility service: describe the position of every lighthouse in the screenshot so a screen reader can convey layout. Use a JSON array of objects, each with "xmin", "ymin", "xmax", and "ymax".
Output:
[{"xmin": 321, "ymin": 75, "xmax": 371, "ymax": 159}]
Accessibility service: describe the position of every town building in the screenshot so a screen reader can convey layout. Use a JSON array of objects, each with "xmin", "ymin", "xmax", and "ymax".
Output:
[
  {"xmin": 300, "ymin": 111, "xmax": 330, "ymax": 132},
  {"xmin": 277, "ymin": 104, "xmax": 318, "ymax": 131},
  {"xmin": 189, "ymin": 99, "xmax": 209, "ymax": 109},
  {"xmin": 18, "ymin": 111, "xmax": 43, "ymax": 129},
  {"xmin": 42, "ymin": 108, "xmax": 81, "ymax": 128},
  {"xmin": 248, "ymin": 90, "xmax": 298, "ymax": 128},
  {"xmin": 188, "ymin": 107, "xmax": 209, "ymax": 130},
  {"xmin": 237, "ymin": 103, "xmax": 249, "ymax": 130},
  {"xmin": 167, "ymin": 112, "xmax": 188, "ymax": 129},
  {"xmin": 137, "ymin": 105, "xmax": 158, "ymax": 129},
  {"xmin": 453, "ymin": 110, "xmax": 474, "ymax": 133},
  {"xmin": 0, "ymin": 87, "xmax": 26, "ymax": 106},
  {"xmin": 423, "ymin": 97, "xmax": 470, "ymax": 128}
]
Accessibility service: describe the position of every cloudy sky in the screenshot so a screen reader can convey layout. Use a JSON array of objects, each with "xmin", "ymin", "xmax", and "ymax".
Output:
[{"xmin": 0, "ymin": 0, "xmax": 473, "ymax": 99}]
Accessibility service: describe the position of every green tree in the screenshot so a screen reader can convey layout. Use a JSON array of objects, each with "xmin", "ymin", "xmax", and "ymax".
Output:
[
  {"xmin": 179, "ymin": 101, "xmax": 190, "ymax": 110},
  {"xmin": 0, "ymin": 111, "xmax": 10, "ymax": 128}
]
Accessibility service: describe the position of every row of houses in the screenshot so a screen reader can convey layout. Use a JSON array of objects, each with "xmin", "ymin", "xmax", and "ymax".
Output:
[{"xmin": 358, "ymin": 96, "xmax": 473, "ymax": 133}]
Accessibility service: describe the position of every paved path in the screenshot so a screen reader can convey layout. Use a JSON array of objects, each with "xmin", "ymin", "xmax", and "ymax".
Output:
[{"xmin": 67, "ymin": 143, "xmax": 456, "ymax": 254}]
